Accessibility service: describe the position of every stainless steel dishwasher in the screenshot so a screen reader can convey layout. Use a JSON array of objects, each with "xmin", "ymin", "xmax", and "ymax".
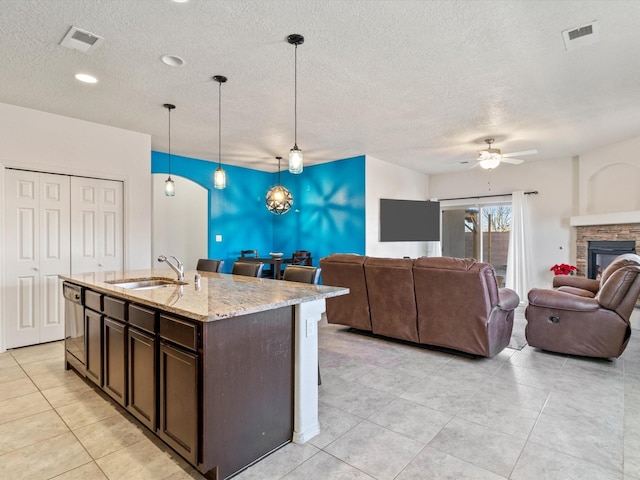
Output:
[{"xmin": 63, "ymin": 282, "xmax": 85, "ymax": 370}]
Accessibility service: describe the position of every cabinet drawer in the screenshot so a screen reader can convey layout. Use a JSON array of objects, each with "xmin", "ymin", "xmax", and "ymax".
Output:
[
  {"xmin": 104, "ymin": 296, "xmax": 127, "ymax": 321},
  {"xmin": 160, "ymin": 315, "xmax": 198, "ymax": 351},
  {"xmin": 129, "ymin": 304, "xmax": 157, "ymax": 335},
  {"xmin": 85, "ymin": 290, "xmax": 102, "ymax": 312}
]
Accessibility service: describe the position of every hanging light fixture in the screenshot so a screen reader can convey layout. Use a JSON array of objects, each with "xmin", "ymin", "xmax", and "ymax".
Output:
[
  {"xmin": 266, "ymin": 156, "xmax": 293, "ymax": 215},
  {"xmin": 213, "ymin": 75, "xmax": 227, "ymax": 189},
  {"xmin": 287, "ymin": 34, "xmax": 304, "ymax": 174},
  {"xmin": 163, "ymin": 103, "xmax": 176, "ymax": 196}
]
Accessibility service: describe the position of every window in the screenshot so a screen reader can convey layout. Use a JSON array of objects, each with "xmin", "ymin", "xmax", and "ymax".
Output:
[{"xmin": 441, "ymin": 203, "xmax": 512, "ymax": 287}]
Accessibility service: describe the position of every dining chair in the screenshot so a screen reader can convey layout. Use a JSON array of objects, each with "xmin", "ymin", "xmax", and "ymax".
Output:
[
  {"xmin": 240, "ymin": 250, "xmax": 258, "ymax": 258},
  {"xmin": 232, "ymin": 261, "xmax": 264, "ymax": 277},
  {"xmin": 282, "ymin": 265, "xmax": 322, "ymax": 385},
  {"xmin": 291, "ymin": 250, "xmax": 311, "ymax": 265},
  {"xmin": 196, "ymin": 258, "xmax": 224, "ymax": 273}
]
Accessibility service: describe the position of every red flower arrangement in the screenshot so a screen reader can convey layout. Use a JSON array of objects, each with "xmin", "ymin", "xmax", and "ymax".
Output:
[{"xmin": 550, "ymin": 263, "xmax": 578, "ymax": 275}]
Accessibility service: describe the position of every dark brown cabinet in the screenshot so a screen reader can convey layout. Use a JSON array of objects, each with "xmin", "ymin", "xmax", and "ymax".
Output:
[
  {"xmin": 127, "ymin": 304, "xmax": 157, "ymax": 430},
  {"xmin": 85, "ymin": 307, "xmax": 103, "ymax": 386},
  {"xmin": 158, "ymin": 314, "xmax": 199, "ymax": 466},
  {"xmin": 103, "ymin": 317, "xmax": 127, "ymax": 406}
]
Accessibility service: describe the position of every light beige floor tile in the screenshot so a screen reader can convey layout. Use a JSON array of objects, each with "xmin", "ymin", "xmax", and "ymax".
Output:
[
  {"xmin": 233, "ymin": 442, "xmax": 319, "ymax": 480},
  {"xmin": 511, "ymin": 441, "xmax": 622, "ymax": 480},
  {"xmin": 0, "ymin": 352, "xmax": 18, "ymax": 369},
  {"xmin": 0, "ymin": 391, "xmax": 52, "ymax": 425},
  {"xmin": 20, "ymin": 355, "xmax": 66, "ymax": 377},
  {"xmin": 395, "ymin": 445, "xmax": 505, "ymax": 480},
  {"xmin": 0, "ymin": 364, "xmax": 29, "ymax": 384},
  {"xmin": 367, "ymin": 397, "xmax": 452, "ymax": 444},
  {"xmin": 74, "ymin": 413, "xmax": 149, "ymax": 459},
  {"xmin": 400, "ymin": 374, "xmax": 485, "ymax": 415},
  {"xmin": 625, "ymin": 428, "xmax": 640, "ymax": 477},
  {"xmin": 529, "ymin": 412, "xmax": 623, "ymax": 472},
  {"xmin": 0, "ymin": 409, "xmax": 69, "ymax": 455},
  {"xmin": 356, "ymin": 366, "xmax": 420, "ymax": 395},
  {"xmin": 10, "ymin": 341, "xmax": 64, "ymax": 365},
  {"xmin": 161, "ymin": 464, "xmax": 207, "ymax": 479},
  {"xmin": 0, "ymin": 376, "xmax": 38, "ymax": 401},
  {"xmin": 428, "ymin": 417, "xmax": 526, "ymax": 477},
  {"xmin": 29, "ymin": 366, "xmax": 84, "ymax": 391},
  {"xmin": 41, "ymin": 378, "xmax": 97, "ymax": 408},
  {"xmin": 319, "ymin": 375, "xmax": 396, "ymax": 418},
  {"xmin": 49, "ymin": 461, "xmax": 108, "ymax": 479},
  {"xmin": 56, "ymin": 394, "xmax": 119, "ymax": 430},
  {"xmin": 96, "ymin": 438, "xmax": 186, "ymax": 480},
  {"xmin": 310, "ymin": 402, "xmax": 363, "ymax": 449},
  {"xmin": 324, "ymin": 421, "xmax": 424, "ymax": 480},
  {"xmin": 282, "ymin": 451, "xmax": 374, "ymax": 479},
  {"xmin": 0, "ymin": 431, "xmax": 91, "ymax": 480}
]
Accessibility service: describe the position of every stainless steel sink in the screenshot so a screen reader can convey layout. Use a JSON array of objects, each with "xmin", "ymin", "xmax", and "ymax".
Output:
[{"xmin": 107, "ymin": 277, "xmax": 187, "ymax": 290}]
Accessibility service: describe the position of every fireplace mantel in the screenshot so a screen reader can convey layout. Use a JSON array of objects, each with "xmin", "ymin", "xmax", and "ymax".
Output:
[{"xmin": 570, "ymin": 211, "xmax": 640, "ymax": 227}]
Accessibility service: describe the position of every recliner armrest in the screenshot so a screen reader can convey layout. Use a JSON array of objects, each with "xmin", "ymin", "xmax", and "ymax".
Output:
[
  {"xmin": 528, "ymin": 288, "xmax": 600, "ymax": 312},
  {"xmin": 497, "ymin": 288, "xmax": 520, "ymax": 311},
  {"xmin": 552, "ymin": 275, "xmax": 600, "ymax": 293}
]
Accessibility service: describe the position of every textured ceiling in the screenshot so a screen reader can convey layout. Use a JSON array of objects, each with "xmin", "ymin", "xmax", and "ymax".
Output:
[{"xmin": 1, "ymin": 0, "xmax": 640, "ymax": 173}]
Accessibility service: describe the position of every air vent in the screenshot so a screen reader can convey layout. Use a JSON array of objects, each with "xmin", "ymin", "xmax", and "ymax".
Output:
[
  {"xmin": 562, "ymin": 21, "xmax": 599, "ymax": 51},
  {"xmin": 60, "ymin": 26, "xmax": 104, "ymax": 54}
]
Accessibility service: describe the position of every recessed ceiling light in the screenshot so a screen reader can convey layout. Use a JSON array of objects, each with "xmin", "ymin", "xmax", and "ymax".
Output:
[
  {"xmin": 172, "ymin": 0, "xmax": 189, "ymax": 3},
  {"xmin": 160, "ymin": 54, "xmax": 185, "ymax": 67},
  {"xmin": 75, "ymin": 73, "xmax": 98, "ymax": 83}
]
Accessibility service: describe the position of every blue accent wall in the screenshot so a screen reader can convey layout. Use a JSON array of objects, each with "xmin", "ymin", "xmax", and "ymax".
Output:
[{"xmin": 151, "ymin": 152, "xmax": 365, "ymax": 273}]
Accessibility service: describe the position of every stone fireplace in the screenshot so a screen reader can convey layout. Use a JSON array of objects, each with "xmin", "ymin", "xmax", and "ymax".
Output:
[{"xmin": 575, "ymin": 223, "xmax": 640, "ymax": 277}]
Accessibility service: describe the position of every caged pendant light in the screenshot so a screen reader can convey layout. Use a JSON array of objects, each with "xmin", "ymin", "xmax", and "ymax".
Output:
[
  {"xmin": 163, "ymin": 103, "xmax": 176, "ymax": 196},
  {"xmin": 266, "ymin": 156, "xmax": 293, "ymax": 215},
  {"xmin": 287, "ymin": 34, "xmax": 304, "ymax": 174},
  {"xmin": 213, "ymin": 75, "xmax": 227, "ymax": 189}
]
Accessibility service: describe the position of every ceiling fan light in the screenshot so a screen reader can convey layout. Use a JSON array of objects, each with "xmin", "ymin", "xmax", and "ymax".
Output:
[{"xmin": 479, "ymin": 156, "xmax": 501, "ymax": 170}]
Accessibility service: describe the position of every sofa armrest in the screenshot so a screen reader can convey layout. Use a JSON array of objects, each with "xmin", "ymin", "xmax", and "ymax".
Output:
[
  {"xmin": 528, "ymin": 288, "xmax": 600, "ymax": 312},
  {"xmin": 552, "ymin": 275, "xmax": 600, "ymax": 293},
  {"xmin": 497, "ymin": 288, "xmax": 520, "ymax": 311}
]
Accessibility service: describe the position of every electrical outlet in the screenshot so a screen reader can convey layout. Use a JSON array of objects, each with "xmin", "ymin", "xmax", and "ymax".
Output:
[{"xmin": 306, "ymin": 318, "xmax": 316, "ymax": 337}]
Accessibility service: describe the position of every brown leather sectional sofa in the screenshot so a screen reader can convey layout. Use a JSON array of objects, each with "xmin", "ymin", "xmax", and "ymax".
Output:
[{"xmin": 320, "ymin": 254, "xmax": 520, "ymax": 357}]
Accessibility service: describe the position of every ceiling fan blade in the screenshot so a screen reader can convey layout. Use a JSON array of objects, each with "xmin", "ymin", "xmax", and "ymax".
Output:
[
  {"xmin": 501, "ymin": 157, "xmax": 525, "ymax": 165},
  {"xmin": 502, "ymin": 149, "xmax": 538, "ymax": 158}
]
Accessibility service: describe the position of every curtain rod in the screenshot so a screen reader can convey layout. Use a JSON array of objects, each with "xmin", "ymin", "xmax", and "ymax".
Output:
[{"xmin": 437, "ymin": 190, "xmax": 538, "ymax": 202}]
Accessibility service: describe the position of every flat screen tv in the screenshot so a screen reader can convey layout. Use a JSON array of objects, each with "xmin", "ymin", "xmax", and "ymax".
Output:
[{"xmin": 379, "ymin": 199, "xmax": 440, "ymax": 242}]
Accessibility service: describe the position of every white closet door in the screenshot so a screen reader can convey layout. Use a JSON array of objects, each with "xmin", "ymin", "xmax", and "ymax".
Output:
[
  {"xmin": 71, "ymin": 177, "xmax": 123, "ymax": 276},
  {"xmin": 4, "ymin": 170, "xmax": 70, "ymax": 348}
]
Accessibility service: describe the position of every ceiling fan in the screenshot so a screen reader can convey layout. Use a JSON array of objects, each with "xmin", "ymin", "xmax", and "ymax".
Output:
[{"xmin": 473, "ymin": 138, "xmax": 538, "ymax": 169}]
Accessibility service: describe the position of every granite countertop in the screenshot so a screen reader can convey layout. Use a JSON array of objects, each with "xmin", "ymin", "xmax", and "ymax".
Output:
[{"xmin": 60, "ymin": 269, "xmax": 348, "ymax": 323}]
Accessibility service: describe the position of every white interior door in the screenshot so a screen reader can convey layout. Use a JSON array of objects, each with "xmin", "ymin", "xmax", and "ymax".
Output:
[
  {"xmin": 4, "ymin": 170, "xmax": 70, "ymax": 348},
  {"xmin": 71, "ymin": 177, "xmax": 123, "ymax": 276}
]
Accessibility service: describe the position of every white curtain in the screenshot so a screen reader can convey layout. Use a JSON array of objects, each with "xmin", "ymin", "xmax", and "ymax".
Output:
[{"xmin": 506, "ymin": 191, "xmax": 532, "ymax": 304}]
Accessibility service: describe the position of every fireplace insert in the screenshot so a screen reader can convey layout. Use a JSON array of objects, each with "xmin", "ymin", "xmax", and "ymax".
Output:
[{"xmin": 588, "ymin": 240, "xmax": 636, "ymax": 279}]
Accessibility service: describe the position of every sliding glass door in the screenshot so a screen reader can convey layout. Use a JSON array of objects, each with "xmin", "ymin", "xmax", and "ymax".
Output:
[{"xmin": 441, "ymin": 204, "xmax": 512, "ymax": 287}]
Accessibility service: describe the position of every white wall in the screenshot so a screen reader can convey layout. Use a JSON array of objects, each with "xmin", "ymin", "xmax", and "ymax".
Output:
[
  {"xmin": 152, "ymin": 174, "xmax": 208, "ymax": 272},
  {"xmin": 0, "ymin": 102, "xmax": 152, "ymax": 270},
  {"xmin": 365, "ymin": 155, "xmax": 431, "ymax": 258},
  {"xmin": 429, "ymin": 157, "xmax": 576, "ymax": 289}
]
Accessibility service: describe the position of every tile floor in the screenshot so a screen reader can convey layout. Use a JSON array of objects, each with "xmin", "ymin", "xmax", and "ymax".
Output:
[{"xmin": 1, "ymin": 308, "xmax": 639, "ymax": 479}]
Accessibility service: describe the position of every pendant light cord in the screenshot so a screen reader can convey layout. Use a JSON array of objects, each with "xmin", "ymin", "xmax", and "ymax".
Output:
[
  {"xmin": 218, "ymin": 80, "xmax": 222, "ymax": 167},
  {"xmin": 294, "ymin": 43, "xmax": 298, "ymax": 146},
  {"xmin": 168, "ymin": 108, "xmax": 172, "ymax": 175},
  {"xmin": 277, "ymin": 156, "xmax": 282, "ymax": 184}
]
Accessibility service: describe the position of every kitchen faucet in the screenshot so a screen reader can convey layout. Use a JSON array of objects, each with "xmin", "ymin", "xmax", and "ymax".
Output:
[{"xmin": 157, "ymin": 255, "xmax": 184, "ymax": 281}]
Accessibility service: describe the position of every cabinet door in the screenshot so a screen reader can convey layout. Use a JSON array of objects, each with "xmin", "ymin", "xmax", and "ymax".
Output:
[
  {"xmin": 128, "ymin": 328, "xmax": 157, "ymax": 430},
  {"xmin": 103, "ymin": 317, "xmax": 127, "ymax": 407},
  {"xmin": 85, "ymin": 308, "xmax": 103, "ymax": 386},
  {"xmin": 3, "ymin": 170, "xmax": 70, "ymax": 348},
  {"xmin": 159, "ymin": 342, "xmax": 198, "ymax": 465}
]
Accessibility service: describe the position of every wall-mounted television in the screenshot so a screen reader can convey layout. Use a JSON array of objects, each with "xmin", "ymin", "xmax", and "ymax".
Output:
[{"xmin": 379, "ymin": 199, "xmax": 440, "ymax": 242}]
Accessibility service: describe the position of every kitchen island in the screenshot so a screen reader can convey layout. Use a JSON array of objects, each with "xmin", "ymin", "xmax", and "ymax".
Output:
[{"xmin": 60, "ymin": 269, "xmax": 348, "ymax": 480}]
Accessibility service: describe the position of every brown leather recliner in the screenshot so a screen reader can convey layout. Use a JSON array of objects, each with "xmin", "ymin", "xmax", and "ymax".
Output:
[
  {"xmin": 525, "ymin": 253, "xmax": 640, "ymax": 358},
  {"xmin": 364, "ymin": 257, "xmax": 419, "ymax": 342},
  {"xmin": 413, "ymin": 257, "xmax": 519, "ymax": 357},
  {"xmin": 320, "ymin": 254, "xmax": 372, "ymax": 331}
]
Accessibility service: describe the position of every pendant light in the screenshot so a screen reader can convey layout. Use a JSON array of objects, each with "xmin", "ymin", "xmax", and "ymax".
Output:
[
  {"xmin": 213, "ymin": 75, "xmax": 227, "ymax": 189},
  {"xmin": 266, "ymin": 156, "xmax": 293, "ymax": 215},
  {"xmin": 163, "ymin": 103, "xmax": 176, "ymax": 196},
  {"xmin": 287, "ymin": 34, "xmax": 304, "ymax": 174}
]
